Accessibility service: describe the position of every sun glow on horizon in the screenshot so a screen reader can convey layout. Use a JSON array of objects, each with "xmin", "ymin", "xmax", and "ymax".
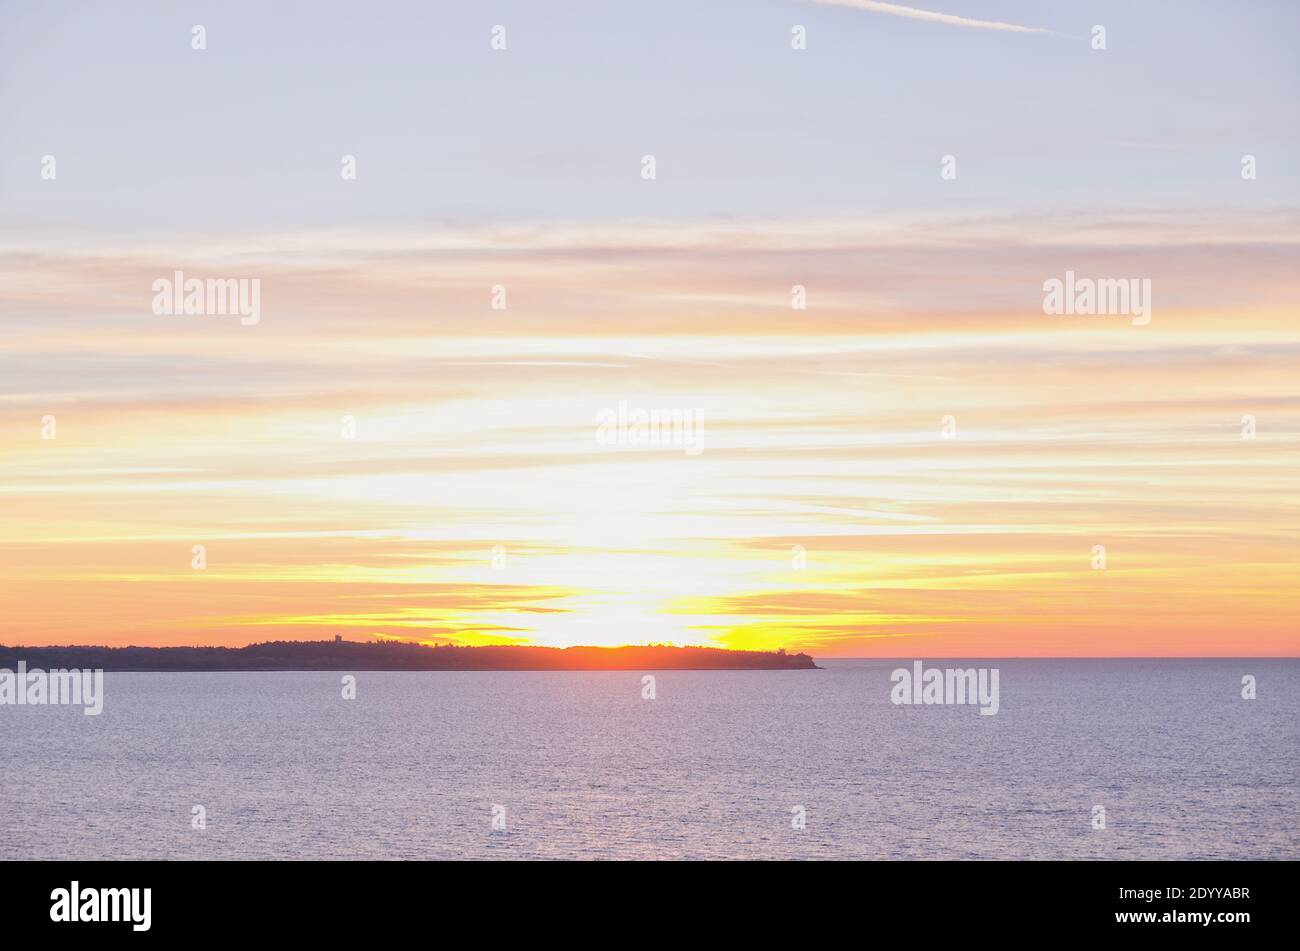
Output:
[{"xmin": 2, "ymin": 212, "xmax": 1298, "ymax": 657}]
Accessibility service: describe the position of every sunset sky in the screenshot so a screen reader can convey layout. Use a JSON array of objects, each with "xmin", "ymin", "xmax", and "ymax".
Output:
[{"xmin": 2, "ymin": 1, "xmax": 1297, "ymax": 656}]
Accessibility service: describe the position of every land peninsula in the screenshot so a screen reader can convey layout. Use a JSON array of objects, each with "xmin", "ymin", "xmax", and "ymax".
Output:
[{"xmin": 0, "ymin": 639, "xmax": 820, "ymax": 672}]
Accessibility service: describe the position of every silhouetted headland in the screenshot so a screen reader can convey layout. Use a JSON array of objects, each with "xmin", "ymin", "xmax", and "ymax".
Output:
[{"xmin": 0, "ymin": 639, "xmax": 820, "ymax": 671}]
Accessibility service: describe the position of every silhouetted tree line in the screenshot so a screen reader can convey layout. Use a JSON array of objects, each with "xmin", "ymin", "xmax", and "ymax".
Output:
[{"xmin": 0, "ymin": 640, "xmax": 819, "ymax": 671}]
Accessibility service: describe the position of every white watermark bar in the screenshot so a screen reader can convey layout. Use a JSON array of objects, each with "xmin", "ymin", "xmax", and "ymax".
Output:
[
  {"xmin": 0, "ymin": 661, "xmax": 104, "ymax": 715},
  {"xmin": 890, "ymin": 660, "xmax": 1000, "ymax": 715}
]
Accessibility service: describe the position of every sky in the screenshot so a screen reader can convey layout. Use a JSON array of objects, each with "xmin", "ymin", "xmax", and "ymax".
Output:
[{"xmin": 1, "ymin": 0, "xmax": 1297, "ymax": 656}]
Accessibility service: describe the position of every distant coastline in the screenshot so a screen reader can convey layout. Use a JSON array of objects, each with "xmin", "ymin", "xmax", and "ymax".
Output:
[{"xmin": 0, "ymin": 640, "xmax": 820, "ymax": 672}]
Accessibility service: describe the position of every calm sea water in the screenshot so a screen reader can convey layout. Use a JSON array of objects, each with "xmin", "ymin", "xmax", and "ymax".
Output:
[{"xmin": 2, "ymin": 660, "xmax": 1296, "ymax": 860}]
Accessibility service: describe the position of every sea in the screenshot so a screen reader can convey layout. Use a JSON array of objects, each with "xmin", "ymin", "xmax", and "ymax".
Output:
[{"xmin": 2, "ymin": 660, "xmax": 1296, "ymax": 859}]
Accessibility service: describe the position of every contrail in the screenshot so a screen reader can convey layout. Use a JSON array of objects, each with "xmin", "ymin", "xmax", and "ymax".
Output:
[{"xmin": 806, "ymin": 0, "xmax": 1053, "ymax": 34}]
